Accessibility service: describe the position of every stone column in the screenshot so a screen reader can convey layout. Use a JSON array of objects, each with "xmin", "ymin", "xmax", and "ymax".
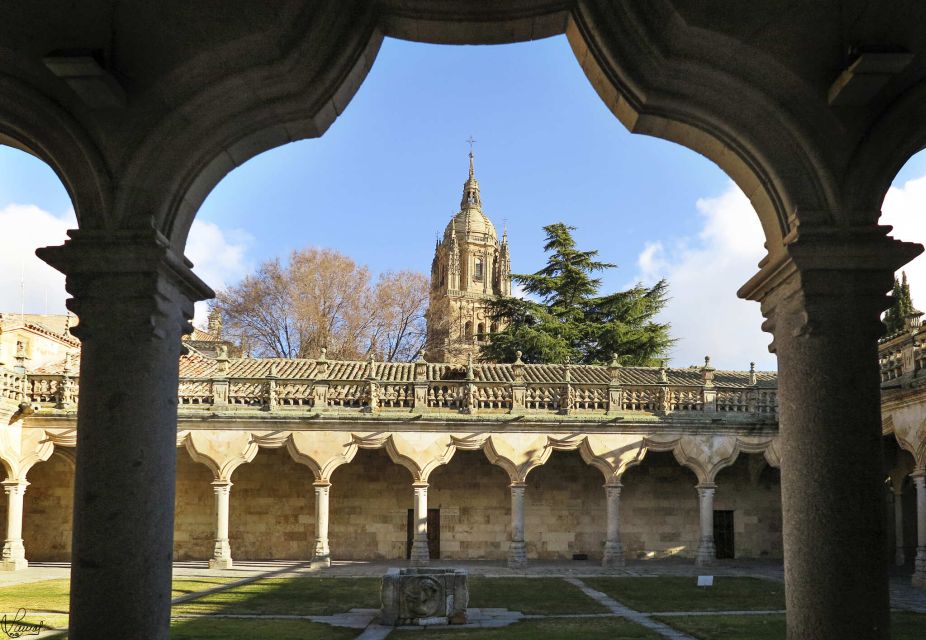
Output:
[
  {"xmin": 695, "ymin": 483, "xmax": 716, "ymax": 567},
  {"xmin": 409, "ymin": 481, "xmax": 430, "ymax": 565},
  {"xmin": 740, "ymin": 230, "xmax": 920, "ymax": 639},
  {"xmin": 913, "ymin": 473, "xmax": 926, "ymax": 588},
  {"xmin": 893, "ymin": 486, "xmax": 905, "ymax": 567},
  {"xmin": 507, "ymin": 482, "xmax": 527, "ymax": 568},
  {"xmin": 209, "ymin": 480, "xmax": 233, "ymax": 569},
  {"xmin": 312, "ymin": 480, "xmax": 331, "ymax": 568},
  {"xmin": 37, "ymin": 230, "xmax": 213, "ymax": 640},
  {"xmin": 601, "ymin": 481, "xmax": 624, "ymax": 567},
  {"xmin": 0, "ymin": 480, "xmax": 29, "ymax": 571}
]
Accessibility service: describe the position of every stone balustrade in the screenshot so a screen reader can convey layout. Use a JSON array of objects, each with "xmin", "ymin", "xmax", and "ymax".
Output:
[{"xmin": 12, "ymin": 353, "xmax": 780, "ymax": 420}]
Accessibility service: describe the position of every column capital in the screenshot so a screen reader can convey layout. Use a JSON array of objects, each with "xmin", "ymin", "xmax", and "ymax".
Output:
[
  {"xmin": 604, "ymin": 480, "xmax": 623, "ymax": 491},
  {"xmin": 412, "ymin": 481, "xmax": 429, "ymax": 490},
  {"xmin": 1, "ymin": 480, "xmax": 28, "ymax": 494},
  {"xmin": 739, "ymin": 224, "xmax": 922, "ymax": 349},
  {"xmin": 36, "ymin": 228, "xmax": 214, "ymax": 344},
  {"xmin": 696, "ymin": 482, "xmax": 716, "ymax": 492},
  {"xmin": 210, "ymin": 479, "xmax": 232, "ymax": 492},
  {"xmin": 509, "ymin": 481, "xmax": 527, "ymax": 490},
  {"xmin": 313, "ymin": 480, "xmax": 332, "ymax": 489}
]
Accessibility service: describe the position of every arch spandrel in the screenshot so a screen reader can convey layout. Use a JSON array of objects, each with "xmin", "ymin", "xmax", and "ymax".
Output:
[
  {"xmin": 288, "ymin": 431, "xmax": 358, "ymax": 482},
  {"xmin": 672, "ymin": 434, "xmax": 740, "ymax": 485},
  {"xmin": 483, "ymin": 433, "xmax": 551, "ymax": 483},
  {"xmin": 0, "ymin": 421, "xmax": 54, "ymax": 481},
  {"xmin": 884, "ymin": 405, "xmax": 926, "ymax": 469},
  {"xmin": 181, "ymin": 430, "xmax": 258, "ymax": 482},
  {"xmin": 547, "ymin": 433, "xmax": 648, "ymax": 483},
  {"xmin": 348, "ymin": 432, "xmax": 453, "ymax": 482}
]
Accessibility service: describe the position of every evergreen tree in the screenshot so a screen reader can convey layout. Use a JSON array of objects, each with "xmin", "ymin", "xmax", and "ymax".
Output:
[
  {"xmin": 884, "ymin": 271, "xmax": 914, "ymax": 335},
  {"xmin": 480, "ymin": 223, "xmax": 674, "ymax": 365}
]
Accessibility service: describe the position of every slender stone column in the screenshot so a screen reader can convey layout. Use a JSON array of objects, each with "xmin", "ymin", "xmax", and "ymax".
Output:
[
  {"xmin": 695, "ymin": 483, "xmax": 716, "ymax": 567},
  {"xmin": 913, "ymin": 473, "xmax": 926, "ymax": 588},
  {"xmin": 312, "ymin": 480, "xmax": 331, "ymax": 568},
  {"xmin": 893, "ymin": 486, "xmax": 905, "ymax": 567},
  {"xmin": 409, "ymin": 481, "xmax": 430, "ymax": 565},
  {"xmin": 209, "ymin": 480, "xmax": 233, "ymax": 569},
  {"xmin": 740, "ymin": 230, "xmax": 920, "ymax": 639},
  {"xmin": 507, "ymin": 482, "xmax": 527, "ymax": 568},
  {"xmin": 0, "ymin": 480, "xmax": 29, "ymax": 571},
  {"xmin": 37, "ymin": 230, "xmax": 213, "ymax": 640},
  {"xmin": 602, "ymin": 481, "xmax": 624, "ymax": 567}
]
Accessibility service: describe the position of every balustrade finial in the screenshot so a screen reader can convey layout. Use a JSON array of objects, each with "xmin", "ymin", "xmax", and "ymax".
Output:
[
  {"xmin": 749, "ymin": 361, "xmax": 757, "ymax": 386},
  {"xmin": 416, "ymin": 349, "xmax": 427, "ymax": 363},
  {"xmin": 609, "ymin": 353, "xmax": 621, "ymax": 368},
  {"xmin": 659, "ymin": 360, "xmax": 668, "ymax": 384}
]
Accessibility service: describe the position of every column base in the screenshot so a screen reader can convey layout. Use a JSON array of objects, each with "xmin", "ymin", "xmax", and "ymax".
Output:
[
  {"xmin": 695, "ymin": 539, "xmax": 716, "ymax": 567},
  {"xmin": 507, "ymin": 541, "xmax": 527, "ymax": 569},
  {"xmin": 311, "ymin": 555, "xmax": 331, "ymax": 570},
  {"xmin": 1, "ymin": 540, "xmax": 27, "ymax": 572},
  {"xmin": 0, "ymin": 558, "xmax": 27, "ymax": 571},
  {"xmin": 208, "ymin": 557, "xmax": 233, "ymax": 570},
  {"xmin": 602, "ymin": 542, "xmax": 625, "ymax": 568},
  {"xmin": 409, "ymin": 539, "xmax": 430, "ymax": 566}
]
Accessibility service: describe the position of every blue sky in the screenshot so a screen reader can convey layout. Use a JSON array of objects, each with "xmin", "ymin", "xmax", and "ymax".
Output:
[{"xmin": 3, "ymin": 35, "xmax": 926, "ymax": 370}]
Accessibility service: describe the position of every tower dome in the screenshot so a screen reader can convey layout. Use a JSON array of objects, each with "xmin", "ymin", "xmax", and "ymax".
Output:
[{"xmin": 443, "ymin": 151, "xmax": 498, "ymax": 244}]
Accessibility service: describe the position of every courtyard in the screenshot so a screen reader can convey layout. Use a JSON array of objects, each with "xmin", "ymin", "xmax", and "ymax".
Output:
[{"xmin": 2, "ymin": 560, "xmax": 924, "ymax": 639}]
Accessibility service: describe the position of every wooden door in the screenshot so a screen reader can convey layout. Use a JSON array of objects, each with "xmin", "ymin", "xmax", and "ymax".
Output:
[{"xmin": 713, "ymin": 510, "xmax": 735, "ymax": 559}]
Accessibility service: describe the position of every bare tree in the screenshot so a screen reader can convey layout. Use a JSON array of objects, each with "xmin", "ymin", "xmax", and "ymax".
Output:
[{"xmin": 215, "ymin": 248, "xmax": 429, "ymax": 361}]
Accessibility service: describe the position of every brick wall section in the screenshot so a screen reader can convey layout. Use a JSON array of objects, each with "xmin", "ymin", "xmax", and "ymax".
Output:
[
  {"xmin": 174, "ymin": 451, "xmax": 214, "ymax": 560},
  {"xmin": 329, "ymin": 448, "xmax": 412, "ymax": 560},
  {"xmin": 228, "ymin": 447, "xmax": 316, "ymax": 560},
  {"xmin": 430, "ymin": 451, "xmax": 510, "ymax": 560},
  {"xmin": 23, "ymin": 451, "xmax": 73, "ymax": 561}
]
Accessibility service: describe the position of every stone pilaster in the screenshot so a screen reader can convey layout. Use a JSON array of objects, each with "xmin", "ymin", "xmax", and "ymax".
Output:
[
  {"xmin": 312, "ymin": 481, "xmax": 331, "ymax": 569},
  {"xmin": 913, "ymin": 473, "xmax": 926, "ymax": 589},
  {"xmin": 37, "ymin": 229, "xmax": 213, "ymax": 640},
  {"xmin": 507, "ymin": 482, "xmax": 527, "ymax": 569},
  {"xmin": 739, "ymin": 224, "xmax": 921, "ymax": 638},
  {"xmin": 409, "ymin": 481, "xmax": 430, "ymax": 565},
  {"xmin": 209, "ymin": 480, "xmax": 233, "ymax": 569},
  {"xmin": 0, "ymin": 480, "xmax": 29, "ymax": 571},
  {"xmin": 601, "ymin": 481, "xmax": 624, "ymax": 567},
  {"xmin": 695, "ymin": 483, "xmax": 716, "ymax": 567}
]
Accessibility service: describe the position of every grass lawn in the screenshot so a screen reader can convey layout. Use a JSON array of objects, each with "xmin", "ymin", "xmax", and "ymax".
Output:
[
  {"xmin": 656, "ymin": 612, "xmax": 926, "ymax": 639},
  {"xmin": 390, "ymin": 617, "xmax": 662, "ymax": 639},
  {"xmin": 172, "ymin": 576, "xmax": 381, "ymax": 616},
  {"xmin": 467, "ymin": 577, "xmax": 608, "ymax": 615},
  {"xmin": 0, "ymin": 579, "xmax": 71, "ymax": 614},
  {"xmin": 584, "ymin": 577, "xmax": 785, "ymax": 612},
  {"xmin": 171, "ymin": 577, "xmax": 244, "ymax": 599}
]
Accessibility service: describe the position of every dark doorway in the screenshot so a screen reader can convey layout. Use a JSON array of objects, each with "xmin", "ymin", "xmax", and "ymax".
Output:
[
  {"xmin": 406, "ymin": 509, "xmax": 440, "ymax": 559},
  {"xmin": 714, "ymin": 510, "xmax": 735, "ymax": 559}
]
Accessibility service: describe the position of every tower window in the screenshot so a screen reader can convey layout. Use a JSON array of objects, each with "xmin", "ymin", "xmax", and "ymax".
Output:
[{"xmin": 473, "ymin": 258, "xmax": 484, "ymax": 281}]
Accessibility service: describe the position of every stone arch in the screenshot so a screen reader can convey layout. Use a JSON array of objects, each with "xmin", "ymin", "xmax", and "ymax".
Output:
[
  {"xmin": 0, "ymin": 76, "xmax": 110, "ymax": 229},
  {"xmin": 94, "ymin": 1, "xmax": 838, "ymax": 269}
]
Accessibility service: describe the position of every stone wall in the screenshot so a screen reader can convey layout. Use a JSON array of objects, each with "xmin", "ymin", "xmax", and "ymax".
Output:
[
  {"xmin": 525, "ymin": 451, "xmax": 607, "ymax": 560},
  {"xmin": 329, "ymin": 448, "xmax": 412, "ymax": 560},
  {"xmin": 228, "ymin": 447, "xmax": 316, "ymax": 559},
  {"xmin": 23, "ymin": 451, "xmax": 73, "ymax": 561},
  {"xmin": 621, "ymin": 451, "xmax": 703, "ymax": 559},
  {"xmin": 430, "ymin": 451, "xmax": 510, "ymax": 560},
  {"xmin": 714, "ymin": 454, "xmax": 783, "ymax": 559},
  {"xmin": 174, "ymin": 451, "xmax": 214, "ymax": 560}
]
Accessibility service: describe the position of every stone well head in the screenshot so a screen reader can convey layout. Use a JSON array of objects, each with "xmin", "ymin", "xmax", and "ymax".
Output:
[{"xmin": 381, "ymin": 567, "xmax": 468, "ymax": 626}]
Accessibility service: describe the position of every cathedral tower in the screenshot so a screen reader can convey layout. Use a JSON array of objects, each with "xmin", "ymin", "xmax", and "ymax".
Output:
[{"xmin": 426, "ymin": 151, "xmax": 511, "ymax": 364}]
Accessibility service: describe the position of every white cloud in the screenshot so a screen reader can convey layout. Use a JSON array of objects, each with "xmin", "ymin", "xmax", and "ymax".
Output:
[
  {"xmin": 0, "ymin": 205, "xmax": 251, "ymax": 328},
  {"xmin": 880, "ymin": 175, "xmax": 926, "ymax": 307},
  {"xmin": 0, "ymin": 203, "xmax": 74, "ymax": 315},
  {"xmin": 185, "ymin": 220, "xmax": 253, "ymax": 326},
  {"xmin": 634, "ymin": 182, "xmax": 774, "ymax": 371}
]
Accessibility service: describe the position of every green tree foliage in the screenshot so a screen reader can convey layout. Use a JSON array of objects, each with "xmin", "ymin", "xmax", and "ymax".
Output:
[
  {"xmin": 884, "ymin": 271, "xmax": 915, "ymax": 335},
  {"xmin": 480, "ymin": 223, "xmax": 674, "ymax": 365}
]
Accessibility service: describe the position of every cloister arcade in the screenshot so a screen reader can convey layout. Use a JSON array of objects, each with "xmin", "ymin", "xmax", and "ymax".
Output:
[{"xmin": 4, "ymin": 2, "xmax": 926, "ymax": 639}]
